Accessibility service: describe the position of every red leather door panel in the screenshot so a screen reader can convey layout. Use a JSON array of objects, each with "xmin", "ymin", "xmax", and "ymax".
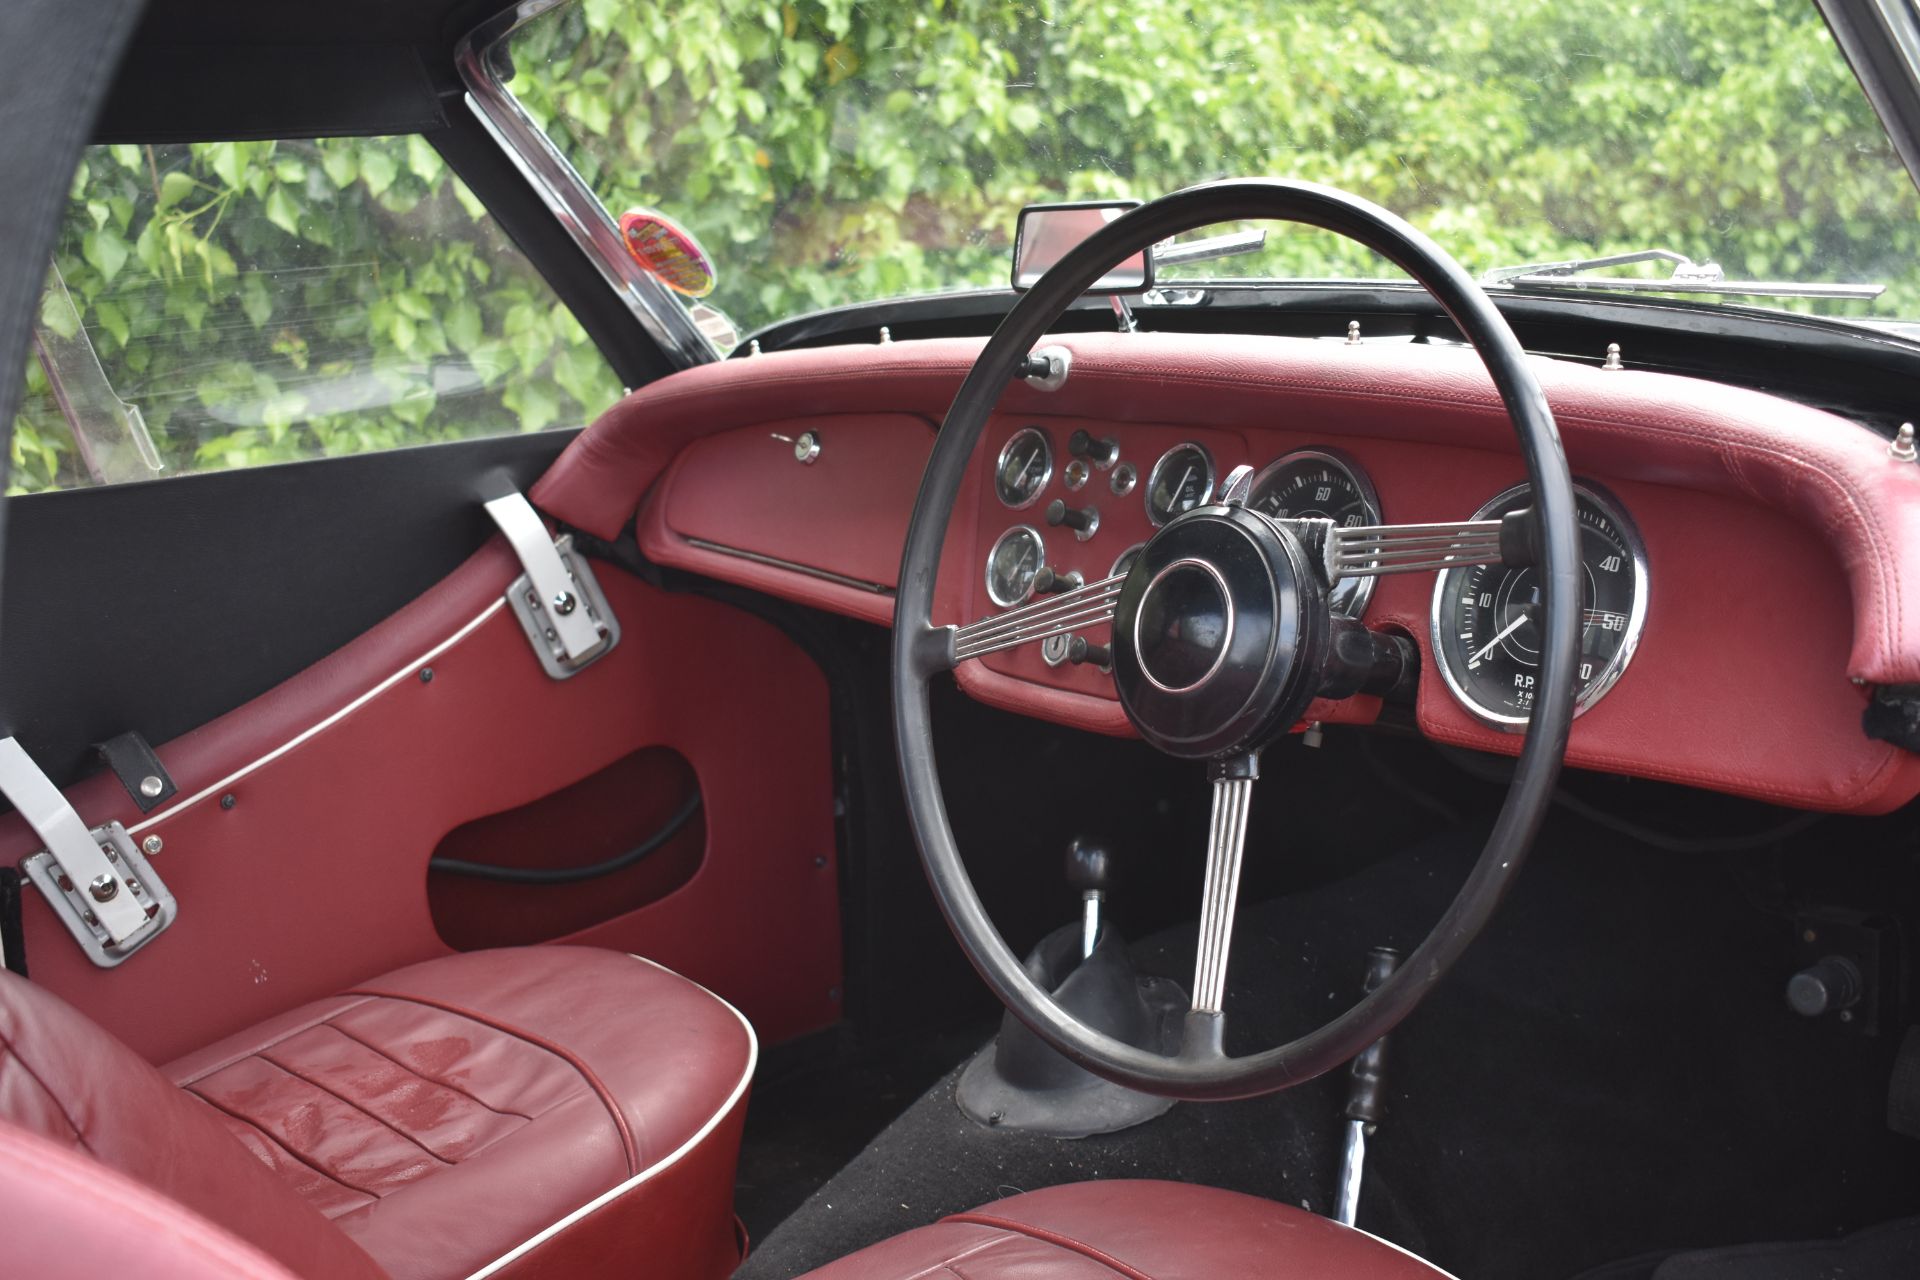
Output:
[{"xmin": 0, "ymin": 538, "xmax": 843, "ymax": 1063}]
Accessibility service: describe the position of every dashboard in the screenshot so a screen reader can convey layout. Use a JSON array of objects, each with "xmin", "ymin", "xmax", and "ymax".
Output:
[{"xmin": 531, "ymin": 330, "xmax": 1920, "ymax": 815}]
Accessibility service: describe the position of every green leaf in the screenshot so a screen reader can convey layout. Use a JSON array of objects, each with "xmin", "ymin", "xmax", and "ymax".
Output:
[
  {"xmin": 446, "ymin": 298, "xmax": 483, "ymax": 351},
  {"xmin": 93, "ymin": 300, "xmax": 129, "ymax": 348},
  {"xmin": 360, "ymin": 148, "xmax": 397, "ymax": 198},
  {"xmin": 265, "ymin": 187, "xmax": 301, "ymax": 237},
  {"xmin": 320, "ymin": 146, "xmax": 358, "ymax": 189},
  {"xmin": 151, "ymin": 169, "xmax": 192, "ymax": 210},
  {"xmin": 82, "ymin": 227, "xmax": 129, "ymax": 283}
]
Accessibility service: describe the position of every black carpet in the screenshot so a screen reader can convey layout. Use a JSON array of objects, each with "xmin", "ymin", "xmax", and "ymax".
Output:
[{"xmin": 735, "ymin": 812, "xmax": 1920, "ymax": 1279}]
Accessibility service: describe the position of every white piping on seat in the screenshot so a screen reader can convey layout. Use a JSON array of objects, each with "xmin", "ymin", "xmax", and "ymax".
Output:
[
  {"xmin": 1350, "ymin": 1223, "xmax": 1462, "ymax": 1279},
  {"xmin": 128, "ymin": 599, "xmax": 506, "ymax": 837},
  {"xmin": 461, "ymin": 955, "xmax": 760, "ymax": 1280}
]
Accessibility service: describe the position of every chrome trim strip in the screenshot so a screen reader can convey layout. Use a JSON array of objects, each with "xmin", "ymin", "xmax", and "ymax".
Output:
[
  {"xmin": 683, "ymin": 537, "xmax": 893, "ymax": 595},
  {"xmin": 454, "ymin": 1, "xmax": 716, "ymax": 370}
]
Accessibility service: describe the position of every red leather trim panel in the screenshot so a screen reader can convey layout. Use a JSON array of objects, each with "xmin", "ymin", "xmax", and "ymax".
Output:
[
  {"xmin": 660, "ymin": 412, "xmax": 935, "ymax": 590},
  {"xmin": 793, "ymin": 1180, "xmax": 1452, "ymax": 1279},
  {"xmin": 557, "ymin": 333, "xmax": 1920, "ymax": 812},
  {"xmin": 0, "ymin": 1124, "xmax": 306, "ymax": 1280},
  {"xmin": 4, "ymin": 541, "xmax": 842, "ymax": 1063}
]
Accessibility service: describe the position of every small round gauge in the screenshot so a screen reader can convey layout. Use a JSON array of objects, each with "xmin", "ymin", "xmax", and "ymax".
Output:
[
  {"xmin": 995, "ymin": 427, "xmax": 1053, "ymax": 509},
  {"xmin": 1145, "ymin": 443, "xmax": 1215, "ymax": 526},
  {"xmin": 1110, "ymin": 462, "xmax": 1138, "ymax": 497},
  {"xmin": 1247, "ymin": 448, "xmax": 1383, "ymax": 617},
  {"xmin": 986, "ymin": 525, "xmax": 1047, "ymax": 607},
  {"xmin": 1430, "ymin": 481, "xmax": 1648, "ymax": 729},
  {"xmin": 1063, "ymin": 458, "xmax": 1091, "ymax": 491},
  {"xmin": 1110, "ymin": 542, "xmax": 1146, "ymax": 580}
]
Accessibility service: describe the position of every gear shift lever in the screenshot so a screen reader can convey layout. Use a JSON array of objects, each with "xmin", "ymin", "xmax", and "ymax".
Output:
[{"xmin": 1065, "ymin": 837, "xmax": 1112, "ymax": 959}]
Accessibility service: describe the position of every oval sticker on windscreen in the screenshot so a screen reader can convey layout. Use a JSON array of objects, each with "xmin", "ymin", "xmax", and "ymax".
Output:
[{"xmin": 618, "ymin": 209, "xmax": 715, "ymax": 298}]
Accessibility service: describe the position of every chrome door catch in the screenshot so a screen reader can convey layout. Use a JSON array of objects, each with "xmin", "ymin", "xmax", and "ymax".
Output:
[
  {"xmin": 0, "ymin": 738, "xmax": 175, "ymax": 967},
  {"xmin": 485, "ymin": 491, "xmax": 620, "ymax": 679}
]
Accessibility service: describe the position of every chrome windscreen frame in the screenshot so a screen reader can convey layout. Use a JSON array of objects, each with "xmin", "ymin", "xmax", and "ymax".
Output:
[{"xmin": 454, "ymin": 0, "xmax": 717, "ymax": 371}]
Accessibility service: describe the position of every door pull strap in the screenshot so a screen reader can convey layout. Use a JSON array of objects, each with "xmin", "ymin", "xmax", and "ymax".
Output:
[
  {"xmin": 484, "ymin": 491, "xmax": 619, "ymax": 679},
  {"xmin": 0, "ymin": 738, "xmax": 175, "ymax": 967}
]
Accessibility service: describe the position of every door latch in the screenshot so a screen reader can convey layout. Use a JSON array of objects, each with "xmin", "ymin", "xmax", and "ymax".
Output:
[{"xmin": 484, "ymin": 491, "xmax": 620, "ymax": 679}]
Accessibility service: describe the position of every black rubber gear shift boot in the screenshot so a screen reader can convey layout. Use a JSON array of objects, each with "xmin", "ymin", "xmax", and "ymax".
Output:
[{"xmin": 954, "ymin": 921, "xmax": 1186, "ymax": 1137}]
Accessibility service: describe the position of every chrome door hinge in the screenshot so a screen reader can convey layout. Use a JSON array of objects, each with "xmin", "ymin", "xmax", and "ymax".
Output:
[
  {"xmin": 484, "ymin": 492, "xmax": 620, "ymax": 679},
  {"xmin": 0, "ymin": 738, "xmax": 175, "ymax": 967}
]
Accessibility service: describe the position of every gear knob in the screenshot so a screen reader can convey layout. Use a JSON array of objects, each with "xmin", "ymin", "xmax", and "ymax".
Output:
[{"xmin": 1065, "ymin": 837, "xmax": 1113, "ymax": 896}]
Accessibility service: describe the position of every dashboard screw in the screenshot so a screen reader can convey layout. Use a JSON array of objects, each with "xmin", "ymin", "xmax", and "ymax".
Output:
[
  {"xmin": 419, "ymin": 667, "xmax": 434, "ymax": 683},
  {"xmin": 220, "ymin": 793, "xmax": 236, "ymax": 810},
  {"xmin": 1891, "ymin": 422, "xmax": 1917, "ymax": 462}
]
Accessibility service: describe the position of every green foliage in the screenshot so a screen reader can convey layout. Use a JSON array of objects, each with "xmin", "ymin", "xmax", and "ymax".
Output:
[
  {"xmin": 508, "ymin": 0, "xmax": 1920, "ymax": 333},
  {"xmin": 11, "ymin": 138, "xmax": 622, "ymax": 494},
  {"xmin": 14, "ymin": 0, "xmax": 1918, "ymax": 495}
]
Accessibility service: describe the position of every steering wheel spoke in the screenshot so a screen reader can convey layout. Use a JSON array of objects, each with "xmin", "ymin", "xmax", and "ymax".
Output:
[
  {"xmin": 1191, "ymin": 755, "xmax": 1258, "ymax": 1016},
  {"xmin": 1300, "ymin": 506, "xmax": 1536, "ymax": 581},
  {"xmin": 951, "ymin": 573, "xmax": 1124, "ymax": 662}
]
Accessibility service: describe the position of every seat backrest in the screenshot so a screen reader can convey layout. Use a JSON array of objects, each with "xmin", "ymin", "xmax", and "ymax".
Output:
[
  {"xmin": 0, "ymin": 1122, "xmax": 304, "ymax": 1280},
  {"xmin": 0, "ymin": 968, "xmax": 386, "ymax": 1280}
]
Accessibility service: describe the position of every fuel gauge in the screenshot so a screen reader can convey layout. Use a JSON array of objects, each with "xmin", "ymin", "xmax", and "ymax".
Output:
[
  {"xmin": 986, "ymin": 525, "xmax": 1047, "ymax": 607},
  {"xmin": 1145, "ymin": 443, "xmax": 1216, "ymax": 526}
]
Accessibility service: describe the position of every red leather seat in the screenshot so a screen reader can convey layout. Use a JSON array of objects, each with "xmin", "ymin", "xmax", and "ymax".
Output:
[
  {"xmin": 792, "ymin": 1180, "xmax": 1456, "ymax": 1279},
  {"xmin": 0, "ymin": 946, "xmax": 754, "ymax": 1280}
]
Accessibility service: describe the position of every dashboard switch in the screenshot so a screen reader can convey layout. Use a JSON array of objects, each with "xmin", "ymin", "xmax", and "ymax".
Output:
[
  {"xmin": 1070, "ymin": 429, "xmax": 1121, "ymax": 469},
  {"xmin": 1046, "ymin": 499, "xmax": 1100, "ymax": 541},
  {"xmin": 1068, "ymin": 636, "xmax": 1113, "ymax": 669},
  {"xmin": 1032, "ymin": 566, "xmax": 1084, "ymax": 594},
  {"xmin": 1787, "ymin": 956, "xmax": 1864, "ymax": 1018}
]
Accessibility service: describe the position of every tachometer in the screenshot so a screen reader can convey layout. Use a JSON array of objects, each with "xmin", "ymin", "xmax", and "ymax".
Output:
[
  {"xmin": 1145, "ymin": 443, "xmax": 1215, "ymax": 526},
  {"xmin": 986, "ymin": 525, "xmax": 1047, "ymax": 607},
  {"xmin": 1430, "ymin": 482, "xmax": 1647, "ymax": 728},
  {"xmin": 1247, "ymin": 447, "xmax": 1382, "ymax": 617},
  {"xmin": 995, "ymin": 427, "xmax": 1053, "ymax": 509}
]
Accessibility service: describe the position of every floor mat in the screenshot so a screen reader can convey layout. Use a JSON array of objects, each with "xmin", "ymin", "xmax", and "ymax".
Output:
[{"xmin": 736, "ymin": 817, "xmax": 1920, "ymax": 1278}]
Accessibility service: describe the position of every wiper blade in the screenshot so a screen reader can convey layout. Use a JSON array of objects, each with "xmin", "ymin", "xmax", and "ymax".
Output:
[{"xmin": 1482, "ymin": 248, "xmax": 1884, "ymax": 301}]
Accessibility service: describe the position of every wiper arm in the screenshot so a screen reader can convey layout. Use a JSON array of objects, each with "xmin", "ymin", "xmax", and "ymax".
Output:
[{"xmin": 1482, "ymin": 248, "xmax": 1885, "ymax": 301}]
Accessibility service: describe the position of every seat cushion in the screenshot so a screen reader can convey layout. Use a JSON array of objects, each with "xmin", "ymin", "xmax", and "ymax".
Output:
[
  {"xmin": 796, "ymin": 1180, "xmax": 1454, "ymax": 1279},
  {"xmin": 165, "ymin": 947, "xmax": 756, "ymax": 1280}
]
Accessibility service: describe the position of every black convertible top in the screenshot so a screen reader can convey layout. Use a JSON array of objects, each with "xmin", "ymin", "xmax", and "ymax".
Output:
[{"xmin": 95, "ymin": 0, "xmax": 521, "ymax": 143}]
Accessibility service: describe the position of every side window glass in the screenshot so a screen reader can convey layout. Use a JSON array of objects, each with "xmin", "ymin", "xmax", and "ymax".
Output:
[{"xmin": 10, "ymin": 139, "xmax": 623, "ymax": 494}]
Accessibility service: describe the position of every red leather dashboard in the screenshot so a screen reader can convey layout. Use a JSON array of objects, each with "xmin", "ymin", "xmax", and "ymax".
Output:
[{"xmin": 535, "ymin": 331, "xmax": 1920, "ymax": 814}]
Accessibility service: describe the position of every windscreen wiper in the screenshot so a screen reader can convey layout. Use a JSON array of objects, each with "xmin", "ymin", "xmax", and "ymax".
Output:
[{"xmin": 1481, "ymin": 248, "xmax": 1885, "ymax": 301}]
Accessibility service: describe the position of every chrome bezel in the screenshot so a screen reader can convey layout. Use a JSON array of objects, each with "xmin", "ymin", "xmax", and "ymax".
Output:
[
  {"xmin": 1428, "ymin": 479, "xmax": 1649, "ymax": 732},
  {"xmin": 1110, "ymin": 542, "xmax": 1147, "ymax": 579},
  {"xmin": 1246, "ymin": 446, "xmax": 1383, "ymax": 619},
  {"xmin": 995, "ymin": 427, "xmax": 1055, "ymax": 510},
  {"xmin": 1063, "ymin": 458, "xmax": 1091, "ymax": 491},
  {"xmin": 1133, "ymin": 557, "xmax": 1236, "ymax": 693},
  {"xmin": 985, "ymin": 525, "xmax": 1048, "ymax": 608},
  {"xmin": 1145, "ymin": 443, "xmax": 1216, "ymax": 527},
  {"xmin": 1110, "ymin": 461, "xmax": 1139, "ymax": 497}
]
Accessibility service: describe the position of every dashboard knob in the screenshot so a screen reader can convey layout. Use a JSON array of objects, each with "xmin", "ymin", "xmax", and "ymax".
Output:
[
  {"xmin": 1046, "ymin": 499, "xmax": 1100, "ymax": 541},
  {"xmin": 1069, "ymin": 429, "xmax": 1120, "ymax": 469},
  {"xmin": 1032, "ymin": 566, "xmax": 1084, "ymax": 594},
  {"xmin": 1068, "ymin": 636, "xmax": 1113, "ymax": 668},
  {"xmin": 1787, "ymin": 956, "xmax": 1864, "ymax": 1018}
]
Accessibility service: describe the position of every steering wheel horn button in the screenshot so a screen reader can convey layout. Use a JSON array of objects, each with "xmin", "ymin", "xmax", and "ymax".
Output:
[
  {"xmin": 1134, "ymin": 558, "xmax": 1235, "ymax": 692},
  {"xmin": 1112, "ymin": 506, "xmax": 1327, "ymax": 759}
]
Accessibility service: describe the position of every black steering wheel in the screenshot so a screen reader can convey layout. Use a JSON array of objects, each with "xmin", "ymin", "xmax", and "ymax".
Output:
[{"xmin": 891, "ymin": 179, "xmax": 1581, "ymax": 1101}]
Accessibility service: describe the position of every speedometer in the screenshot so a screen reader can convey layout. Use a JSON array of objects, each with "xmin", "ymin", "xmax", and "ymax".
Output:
[
  {"xmin": 1247, "ymin": 447, "xmax": 1382, "ymax": 617},
  {"xmin": 1430, "ymin": 481, "xmax": 1648, "ymax": 728}
]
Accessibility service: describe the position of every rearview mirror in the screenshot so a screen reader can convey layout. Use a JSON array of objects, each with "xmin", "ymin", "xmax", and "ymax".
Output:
[{"xmin": 1011, "ymin": 200, "xmax": 1152, "ymax": 293}]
